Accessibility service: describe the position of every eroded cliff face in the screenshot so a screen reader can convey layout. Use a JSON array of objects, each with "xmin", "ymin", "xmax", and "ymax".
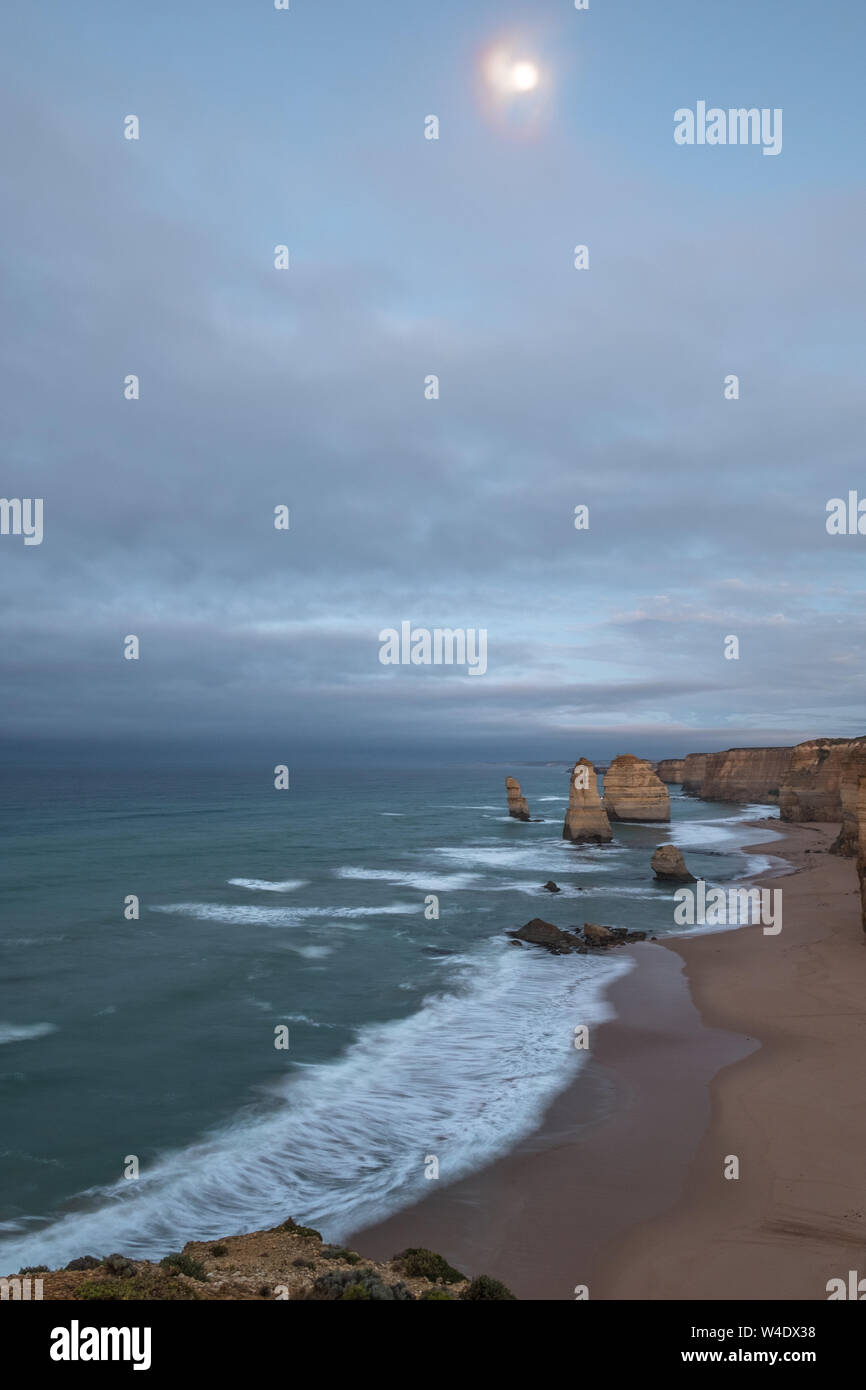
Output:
[
  {"xmin": 832, "ymin": 745, "xmax": 866, "ymax": 854},
  {"xmin": 603, "ymin": 755, "xmax": 670, "ymax": 822},
  {"xmin": 505, "ymin": 776, "xmax": 530, "ymax": 821},
  {"xmin": 699, "ymin": 747, "xmax": 793, "ymax": 804},
  {"xmin": 779, "ymin": 738, "xmax": 866, "ymax": 824},
  {"xmin": 656, "ymin": 759, "xmax": 685, "ymax": 783},
  {"xmin": 562, "ymin": 758, "xmax": 612, "ymax": 843},
  {"xmin": 857, "ymin": 777, "xmax": 866, "ymax": 933},
  {"xmin": 681, "ymin": 753, "xmax": 709, "ymax": 796}
]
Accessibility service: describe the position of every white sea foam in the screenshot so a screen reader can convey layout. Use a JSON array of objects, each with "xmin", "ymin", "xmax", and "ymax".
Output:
[
  {"xmin": 228, "ymin": 879, "xmax": 308, "ymax": 892},
  {"xmin": 0, "ymin": 1023, "xmax": 57, "ymax": 1045},
  {"xmin": 0, "ymin": 944, "xmax": 632, "ymax": 1269},
  {"xmin": 151, "ymin": 902, "xmax": 419, "ymax": 926},
  {"xmin": 432, "ymin": 842, "xmax": 625, "ymax": 873},
  {"xmin": 281, "ymin": 1013, "xmax": 338, "ymax": 1029},
  {"xmin": 335, "ymin": 866, "xmax": 481, "ymax": 892}
]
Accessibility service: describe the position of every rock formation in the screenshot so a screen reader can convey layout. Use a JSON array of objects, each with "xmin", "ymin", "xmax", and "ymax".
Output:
[
  {"xmin": 651, "ymin": 844, "xmax": 695, "ymax": 882},
  {"xmin": 699, "ymin": 747, "xmax": 793, "ymax": 803},
  {"xmin": 506, "ymin": 918, "xmax": 647, "ymax": 955},
  {"xmin": 603, "ymin": 755, "xmax": 670, "ymax": 821},
  {"xmin": 831, "ymin": 743, "xmax": 866, "ymax": 854},
  {"xmin": 505, "ymin": 776, "xmax": 530, "ymax": 821},
  {"xmin": 681, "ymin": 753, "xmax": 709, "ymax": 796},
  {"xmin": 562, "ymin": 758, "xmax": 613, "ymax": 844},
  {"xmin": 780, "ymin": 737, "xmax": 866, "ymax": 827},
  {"xmin": 656, "ymin": 759, "xmax": 685, "ymax": 783},
  {"xmin": 857, "ymin": 777, "xmax": 866, "ymax": 933},
  {"xmin": 507, "ymin": 918, "xmax": 582, "ymax": 954},
  {"xmin": 542, "ymin": 881, "xmax": 560, "ymax": 893}
]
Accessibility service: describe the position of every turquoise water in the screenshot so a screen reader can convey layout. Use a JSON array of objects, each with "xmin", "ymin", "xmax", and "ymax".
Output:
[{"xmin": 0, "ymin": 762, "xmax": 780, "ymax": 1268}]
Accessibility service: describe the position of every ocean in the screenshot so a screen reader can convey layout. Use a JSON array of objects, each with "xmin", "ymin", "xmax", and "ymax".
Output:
[{"xmin": 0, "ymin": 761, "xmax": 782, "ymax": 1270}]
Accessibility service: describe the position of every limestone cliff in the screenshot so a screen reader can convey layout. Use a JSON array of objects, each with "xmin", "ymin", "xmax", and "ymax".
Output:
[
  {"xmin": 656, "ymin": 759, "xmax": 685, "ymax": 783},
  {"xmin": 779, "ymin": 737, "xmax": 866, "ymax": 825},
  {"xmin": 562, "ymin": 758, "xmax": 612, "ymax": 844},
  {"xmin": 681, "ymin": 753, "xmax": 709, "ymax": 796},
  {"xmin": 857, "ymin": 778, "xmax": 866, "ymax": 934},
  {"xmin": 699, "ymin": 747, "xmax": 793, "ymax": 804},
  {"xmin": 832, "ymin": 744, "xmax": 866, "ymax": 854},
  {"xmin": 505, "ymin": 776, "xmax": 530, "ymax": 821},
  {"xmin": 603, "ymin": 755, "xmax": 670, "ymax": 822}
]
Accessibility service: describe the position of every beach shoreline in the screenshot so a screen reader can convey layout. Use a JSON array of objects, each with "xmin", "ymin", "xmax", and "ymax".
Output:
[{"xmin": 349, "ymin": 819, "xmax": 866, "ymax": 1300}]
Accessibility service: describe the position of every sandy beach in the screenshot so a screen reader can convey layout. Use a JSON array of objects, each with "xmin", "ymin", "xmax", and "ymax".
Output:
[{"xmin": 350, "ymin": 821, "xmax": 866, "ymax": 1300}]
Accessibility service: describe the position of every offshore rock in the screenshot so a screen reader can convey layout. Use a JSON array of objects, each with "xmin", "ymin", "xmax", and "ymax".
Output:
[
  {"xmin": 656, "ymin": 759, "xmax": 685, "ymax": 783},
  {"xmin": 505, "ymin": 776, "xmax": 530, "ymax": 821},
  {"xmin": 506, "ymin": 918, "xmax": 647, "ymax": 955},
  {"xmin": 651, "ymin": 844, "xmax": 695, "ymax": 882},
  {"xmin": 562, "ymin": 758, "xmax": 613, "ymax": 844},
  {"xmin": 603, "ymin": 755, "xmax": 670, "ymax": 822}
]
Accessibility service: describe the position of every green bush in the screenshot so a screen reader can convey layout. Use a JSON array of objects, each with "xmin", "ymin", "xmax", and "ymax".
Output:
[
  {"xmin": 420, "ymin": 1288, "xmax": 455, "ymax": 1300},
  {"xmin": 395, "ymin": 1248, "xmax": 465, "ymax": 1284},
  {"xmin": 298, "ymin": 1266, "xmax": 415, "ymax": 1301},
  {"xmin": 459, "ymin": 1275, "xmax": 516, "ymax": 1301},
  {"xmin": 160, "ymin": 1252, "xmax": 208, "ymax": 1282},
  {"xmin": 209, "ymin": 1245, "xmax": 228, "ymax": 1258},
  {"xmin": 321, "ymin": 1245, "xmax": 361, "ymax": 1263},
  {"xmin": 75, "ymin": 1276, "xmax": 203, "ymax": 1301}
]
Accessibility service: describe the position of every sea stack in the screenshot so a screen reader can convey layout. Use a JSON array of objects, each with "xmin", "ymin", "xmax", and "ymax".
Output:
[
  {"xmin": 562, "ymin": 759, "xmax": 612, "ymax": 844},
  {"xmin": 604, "ymin": 755, "xmax": 670, "ymax": 822},
  {"xmin": 505, "ymin": 776, "xmax": 530, "ymax": 821},
  {"xmin": 651, "ymin": 844, "xmax": 695, "ymax": 882},
  {"xmin": 656, "ymin": 759, "xmax": 685, "ymax": 783},
  {"xmin": 681, "ymin": 753, "xmax": 709, "ymax": 796}
]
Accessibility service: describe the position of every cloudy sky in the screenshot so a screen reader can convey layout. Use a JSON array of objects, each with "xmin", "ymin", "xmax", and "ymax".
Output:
[{"xmin": 2, "ymin": 0, "xmax": 865, "ymax": 764}]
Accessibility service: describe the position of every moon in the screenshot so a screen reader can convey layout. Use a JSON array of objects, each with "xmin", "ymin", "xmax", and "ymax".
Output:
[
  {"xmin": 485, "ymin": 48, "xmax": 542, "ymax": 97},
  {"xmin": 510, "ymin": 61, "xmax": 539, "ymax": 93}
]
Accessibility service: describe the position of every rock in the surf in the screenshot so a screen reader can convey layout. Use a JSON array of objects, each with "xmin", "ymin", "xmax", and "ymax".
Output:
[
  {"xmin": 505, "ymin": 776, "xmax": 531, "ymax": 821},
  {"xmin": 651, "ymin": 844, "xmax": 696, "ymax": 882}
]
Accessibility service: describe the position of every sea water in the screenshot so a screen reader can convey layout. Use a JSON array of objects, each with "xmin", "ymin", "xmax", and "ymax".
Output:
[{"xmin": 0, "ymin": 761, "xmax": 781, "ymax": 1268}]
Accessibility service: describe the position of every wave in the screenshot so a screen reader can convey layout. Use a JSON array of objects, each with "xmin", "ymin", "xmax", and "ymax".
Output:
[
  {"xmin": 336, "ymin": 866, "xmax": 481, "ymax": 892},
  {"xmin": 228, "ymin": 879, "xmax": 308, "ymax": 893},
  {"xmin": 431, "ymin": 842, "xmax": 626, "ymax": 873},
  {"xmin": 150, "ymin": 902, "xmax": 419, "ymax": 926},
  {"xmin": 0, "ymin": 1023, "xmax": 57, "ymax": 1046},
  {"xmin": 0, "ymin": 945, "xmax": 631, "ymax": 1270}
]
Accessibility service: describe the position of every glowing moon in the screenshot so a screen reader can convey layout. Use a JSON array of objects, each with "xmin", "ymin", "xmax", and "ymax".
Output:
[
  {"xmin": 510, "ymin": 61, "xmax": 539, "ymax": 93},
  {"xmin": 485, "ymin": 48, "xmax": 542, "ymax": 97}
]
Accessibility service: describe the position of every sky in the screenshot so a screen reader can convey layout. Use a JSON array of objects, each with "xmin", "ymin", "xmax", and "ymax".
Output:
[{"xmin": 1, "ymin": 0, "xmax": 865, "ymax": 765}]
